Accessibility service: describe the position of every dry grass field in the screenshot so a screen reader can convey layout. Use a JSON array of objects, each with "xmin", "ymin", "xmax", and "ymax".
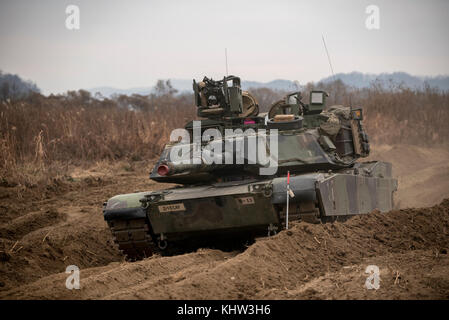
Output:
[{"xmin": 0, "ymin": 81, "xmax": 448, "ymax": 299}]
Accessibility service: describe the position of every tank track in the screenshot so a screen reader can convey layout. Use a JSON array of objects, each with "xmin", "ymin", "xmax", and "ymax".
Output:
[
  {"xmin": 107, "ymin": 218, "xmax": 156, "ymax": 260},
  {"xmin": 107, "ymin": 203, "xmax": 346, "ymax": 260}
]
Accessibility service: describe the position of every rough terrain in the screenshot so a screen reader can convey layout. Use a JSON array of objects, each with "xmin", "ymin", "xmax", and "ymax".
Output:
[{"xmin": 0, "ymin": 144, "xmax": 448, "ymax": 299}]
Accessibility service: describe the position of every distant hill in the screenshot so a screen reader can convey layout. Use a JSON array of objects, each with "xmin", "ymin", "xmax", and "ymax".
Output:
[
  {"xmin": 87, "ymin": 79, "xmax": 300, "ymax": 97},
  {"xmin": 243, "ymin": 79, "xmax": 300, "ymax": 91},
  {"xmin": 88, "ymin": 86, "xmax": 153, "ymax": 97},
  {"xmin": 87, "ymin": 72, "xmax": 449, "ymax": 97},
  {"xmin": 319, "ymin": 72, "xmax": 449, "ymax": 91},
  {"xmin": 0, "ymin": 70, "xmax": 40, "ymax": 101}
]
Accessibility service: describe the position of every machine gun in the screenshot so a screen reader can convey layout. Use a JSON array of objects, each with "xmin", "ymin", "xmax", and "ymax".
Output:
[
  {"xmin": 268, "ymin": 90, "xmax": 329, "ymax": 118},
  {"xmin": 193, "ymin": 75, "xmax": 258, "ymax": 119}
]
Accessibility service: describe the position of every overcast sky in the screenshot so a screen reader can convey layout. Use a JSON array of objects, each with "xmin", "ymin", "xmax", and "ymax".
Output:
[{"xmin": 1, "ymin": 0, "xmax": 448, "ymax": 94}]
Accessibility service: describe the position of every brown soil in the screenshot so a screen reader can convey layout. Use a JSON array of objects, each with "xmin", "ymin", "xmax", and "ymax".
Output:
[
  {"xmin": 367, "ymin": 144, "xmax": 449, "ymax": 209},
  {"xmin": 0, "ymin": 145, "xmax": 448, "ymax": 299}
]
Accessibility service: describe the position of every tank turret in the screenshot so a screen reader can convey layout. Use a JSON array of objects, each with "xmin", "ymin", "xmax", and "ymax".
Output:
[{"xmin": 150, "ymin": 77, "xmax": 371, "ymax": 184}]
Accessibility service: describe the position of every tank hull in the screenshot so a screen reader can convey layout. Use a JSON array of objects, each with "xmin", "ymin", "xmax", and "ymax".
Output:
[{"xmin": 104, "ymin": 161, "xmax": 397, "ymax": 259}]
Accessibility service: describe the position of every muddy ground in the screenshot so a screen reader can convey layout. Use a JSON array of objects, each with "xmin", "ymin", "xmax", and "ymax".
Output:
[{"xmin": 0, "ymin": 144, "xmax": 448, "ymax": 299}]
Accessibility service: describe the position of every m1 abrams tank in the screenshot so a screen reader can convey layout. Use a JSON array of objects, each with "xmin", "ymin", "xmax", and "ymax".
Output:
[{"xmin": 103, "ymin": 75, "xmax": 398, "ymax": 260}]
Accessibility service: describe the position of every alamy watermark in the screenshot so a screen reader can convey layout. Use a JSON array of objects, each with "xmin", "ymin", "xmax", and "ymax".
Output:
[
  {"xmin": 364, "ymin": 265, "xmax": 380, "ymax": 290},
  {"xmin": 169, "ymin": 121, "xmax": 279, "ymax": 175},
  {"xmin": 365, "ymin": 5, "xmax": 380, "ymax": 30},
  {"xmin": 65, "ymin": 265, "xmax": 80, "ymax": 290},
  {"xmin": 65, "ymin": 5, "xmax": 80, "ymax": 30}
]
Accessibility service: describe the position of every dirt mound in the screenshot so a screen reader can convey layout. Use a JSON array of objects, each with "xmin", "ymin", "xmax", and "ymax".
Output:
[
  {"xmin": 0, "ymin": 161, "xmax": 175, "ymax": 292},
  {"xmin": 2, "ymin": 199, "xmax": 448, "ymax": 300},
  {"xmin": 0, "ymin": 208, "xmax": 121, "ymax": 291},
  {"xmin": 265, "ymin": 250, "xmax": 449, "ymax": 299},
  {"xmin": 0, "ymin": 209, "xmax": 65, "ymax": 240}
]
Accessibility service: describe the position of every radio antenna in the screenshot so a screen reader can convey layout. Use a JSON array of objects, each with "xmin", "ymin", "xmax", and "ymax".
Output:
[
  {"xmin": 322, "ymin": 35, "xmax": 335, "ymax": 80},
  {"xmin": 225, "ymin": 48, "xmax": 229, "ymax": 76}
]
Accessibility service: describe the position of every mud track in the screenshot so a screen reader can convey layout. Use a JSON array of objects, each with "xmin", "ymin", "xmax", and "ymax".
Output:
[{"xmin": 0, "ymin": 145, "xmax": 448, "ymax": 299}]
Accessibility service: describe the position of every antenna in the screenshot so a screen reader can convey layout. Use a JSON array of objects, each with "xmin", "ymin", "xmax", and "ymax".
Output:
[
  {"xmin": 225, "ymin": 48, "xmax": 229, "ymax": 76},
  {"xmin": 322, "ymin": 35, "xmax": 335, "ymax": 80}
]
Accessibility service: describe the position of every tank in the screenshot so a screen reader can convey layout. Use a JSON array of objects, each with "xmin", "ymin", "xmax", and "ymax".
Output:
[{"xmin": 103, "ymin": 75, "xmax": 398, "ymax": 259}]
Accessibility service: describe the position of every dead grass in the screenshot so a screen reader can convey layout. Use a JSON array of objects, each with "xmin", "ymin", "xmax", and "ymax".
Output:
[
  {"xmin": 1, "ymin": 82, "xmax": 448, "ymax": 199},
  {"xmin": 306, "ymin": 80, "xmax": 449, "ymax": 146},
  {"xmin": 0, "ymin": 90, "xmax": 195, "ymax": 194}
]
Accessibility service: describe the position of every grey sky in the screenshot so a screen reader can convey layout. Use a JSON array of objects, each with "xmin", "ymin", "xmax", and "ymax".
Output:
[{"xmin": 1, "ymin": 0, "xmax": 448, "ymax": 94}]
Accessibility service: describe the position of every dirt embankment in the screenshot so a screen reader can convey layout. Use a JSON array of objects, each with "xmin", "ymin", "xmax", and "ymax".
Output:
[
  {"xmin": 1, "ymin": 199, "xmax": 448, "ymax": 300},
  {"xmin": 0, "ymin": 144, "xmax": 448, "ymax": 300},
  {"xmin": 0, "ymin": 161, "xmax": 173, "ymax": 292}
]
